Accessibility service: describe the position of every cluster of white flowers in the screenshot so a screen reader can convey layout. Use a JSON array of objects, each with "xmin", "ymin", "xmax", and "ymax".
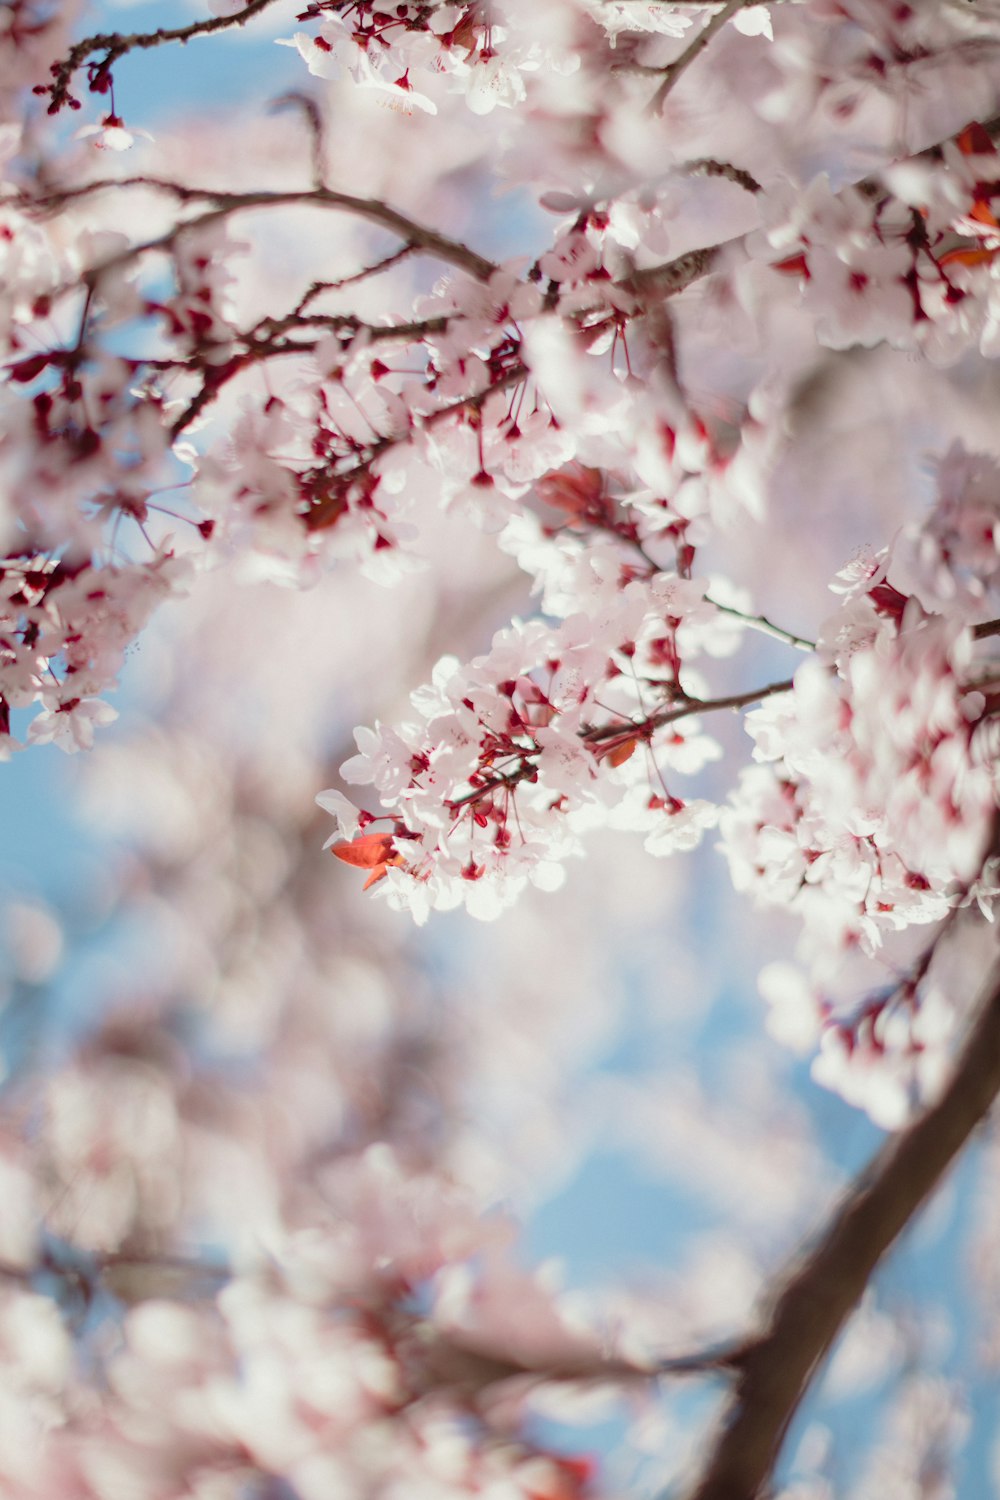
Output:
[
  {"xmin": 317, "ymin": 423, "xmax": 1000, "ymax": 1120},
  {"xmin": 724, "ymin": 610, "xmax": 991, "ymax": 949},
  {"xmin": 0, "ymin": 548, "xmax": 187, "ymax": 753},
  {"xmin": 324, "ymin": 573, "xmax": 725, "ymax": 921},
  {"xmin": 748, "ymin": 124, "xmax": 1000, "ymax": 361},
  {"xmin": 717, "ymin": 450, "xmax": 1000, "ymax": 1121},
  {"xmin": 0, "ymin": 1133, "xmax": 613, "ymax": 1500},
  {"xmin": 278, "ymin": 0, "xmax": 569, "ymax": 118}
]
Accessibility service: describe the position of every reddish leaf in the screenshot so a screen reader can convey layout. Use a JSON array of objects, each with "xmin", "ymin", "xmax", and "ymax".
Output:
[
  {"xmin": 968, "ymin": 198, "xmax": 1000, "ymax": 229},
  {"xmin": 536, "ymin": 463, "xmax": 605, "ymax": 518},
  {"xmin": 771, "ymin": 253, "xmax": 810, "ymax": 279},
  {"xmin": 330, "ymin": 832, "xmax": 404, "ymax": 888},
  {"xmin": 938, "ymin": 246, "xmax": 998, "ymax": 269},
  {"xmin": 603, "ymin": 736, "xmax": 638, "ymax": 767},
  {"xmin": 957, "ymin": 121, "xmax": 996, "ymax": 156}
]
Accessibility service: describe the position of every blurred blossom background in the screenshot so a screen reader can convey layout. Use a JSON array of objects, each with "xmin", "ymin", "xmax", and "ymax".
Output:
[{"xmin": 4, "ymin": 2, "xmax": 1000, "ymax": 1497}]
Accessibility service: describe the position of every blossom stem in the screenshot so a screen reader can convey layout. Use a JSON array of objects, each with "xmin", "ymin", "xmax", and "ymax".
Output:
[
  {"xmin": 703, "ymin": 596, "xmax": 815, "ymax": 652},
  {"xmin": 448, "ymin": 679, "xmax": 801, "ymax": 813}
]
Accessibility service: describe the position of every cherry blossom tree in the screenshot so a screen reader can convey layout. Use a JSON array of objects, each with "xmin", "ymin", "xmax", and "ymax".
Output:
[{"xmin": 4, "ymin": 0, "xmax": 1000, "ymax": 1495}]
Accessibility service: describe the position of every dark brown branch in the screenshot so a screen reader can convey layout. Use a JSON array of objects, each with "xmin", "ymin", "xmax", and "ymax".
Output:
[
  {"xmin": 683, "ymin": 159, "xmax": 763, "ymax": 196},
  {"xmin": 628, "ymin": 244, "xmax": 723, "ymax": 300},
  {"xmin": 682, "ymin": 941, "xmax": 1000, "ymax": 1500},
  {"xmin": 582, "ymin": 677, "xmax": 796, "ymax": 746},
  {"xmin": 29, "ymin": 178, "xmax": 497, "ymax": 287},
  {"xmin": 41, "ymin": 0, "xmax": 285, "ymax": 113}
]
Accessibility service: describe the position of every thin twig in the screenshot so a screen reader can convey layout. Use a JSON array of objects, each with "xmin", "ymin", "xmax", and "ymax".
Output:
[
  {"xmin": 269, "ymin": 92, "xmax": 328, "ymax": 189},
  {"xmin": 247, "ymin": 310, "xmax": 450, "ymax": 345},
  {"xmin": 704, "ymin": 596, "xmax": 815, "ymax": 652},
  {"xmin": 583, "ymin": 676, "xmax": 796, "ymax": 744},
  {"xmin": 301, "ymin": 244, "xmax": 420, "ymax": 299},
  {"xmin": 161, "ymin": 314, "xmax": 455, "ymax": 437},
  {"xmin": 450, "ymin": 674, "xmax": 796, "ymax": 808},
  {"xmin": 630, "ymin": 112, "xmax": 1000, "ymax": 304},
  {"xmin": 648, "ymin": 0, "xmax": 754, "ymax": 115},
  {"xmin": 28, "ymin": 179, "xmax": 497, "ymax": 288},
  {"xmin": 302, "ymin": 362, "xmax": 529, "ymax": 529}
]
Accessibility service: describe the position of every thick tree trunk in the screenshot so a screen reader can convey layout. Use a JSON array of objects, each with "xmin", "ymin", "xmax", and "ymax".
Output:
[{"xmin": 685, "ymin": 943, "xmax": 1000, "ymax": 1500}]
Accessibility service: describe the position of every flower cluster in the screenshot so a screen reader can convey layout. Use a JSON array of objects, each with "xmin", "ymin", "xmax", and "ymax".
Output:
[
  {"xmin": 324, "ymin": 574, "xmax": 724, "ymax": 921},
  {"xmin": 717, "ymin": 448, "xmax": 1000, "ymax": 1120},
  {"xmin": 0, "ymin": 1138, "xmax": 617, "ymax": 1500},
  {"xmin": 723, "ymin": 608, "xmax": 992, "ymax": 953},
  {"xmin": 0, "ymin": 548, "xmax": 187, "ymax": 754},
  {"xmin": 749, "ymin": 122, "xmax": 1000, "ymax": 361}
]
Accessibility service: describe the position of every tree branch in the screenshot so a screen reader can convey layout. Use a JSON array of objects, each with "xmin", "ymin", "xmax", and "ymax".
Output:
[
  {"xmin": 29, "ymin": 179, "xmax": 497, "ymax": 288},
  {"xmin": 682, "ymin": 159, "xmax": 764, "ymax": 196},
  {"xmin": 703, "ymin": 596, "xmax": 814, "ymax": 652},
  {"xmin": 297, "ymin": 244, "xmax": 420, "ymax": 299},
  {"xmin": 636, "ymin": 676, "xmax": 796, "ymax": 734},
  {"xmin": 648, "ymin": 0, "xmax": 755, "ymax": 115},
  {"xmin": 408, "ymin": 1330, "xmax": 723, "ymax": 1397},
  {"xmin": 40, "ymin": 0, "xmax": 286, "ymax": 114},
  {"xmin": 449, "ymin": 674, "xmax": 796, "ymax": 809},
  {"xmin": 682, "ymin": 939, "xmax": 1000, "ymax": 1500},
  {"xmin": 630, "ymin": 111, "xmax": 1000, "ymax": 304}
]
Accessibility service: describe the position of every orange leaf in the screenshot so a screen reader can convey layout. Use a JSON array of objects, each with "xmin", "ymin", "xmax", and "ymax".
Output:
[
  {"xmin": 771, "ymin": 253, "xmax": 809, "ymax": 279},
  {"xmin": 969, "ymin": 198, "xmax": 1000, "ymax": 230},
  {"xmin": 330, "ymin": 832, "xmax": 407, "ymax": 888},
  {"xmin": 536, "ymin": 463, "xmax": 605, "ymax": 518},
  {"xmin": 331, "ymin": 832, "xmax": 397, "ymax": 868},
  {"xmin": 957, "ymin": 121, "xmax": 996, "ymax": 156},
  {"xmin": 938, "ymin": 245, "xmax": 999, "ymax": 269},
  {"xmin": 604, "ymin": 737, "xmax": 638, "ymax": 768}
]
